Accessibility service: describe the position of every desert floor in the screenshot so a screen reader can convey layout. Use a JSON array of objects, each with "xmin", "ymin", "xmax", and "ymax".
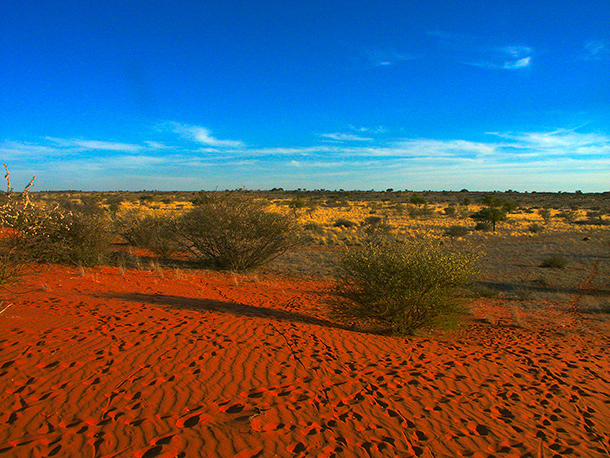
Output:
[{"xmin": 1, "ymin": 248, "xmax": 609, "ymax": 458}]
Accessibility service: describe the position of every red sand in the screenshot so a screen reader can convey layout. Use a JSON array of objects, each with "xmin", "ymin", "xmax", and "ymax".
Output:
[{"xmin": 1, "ymin": 264, "xmax": 609, "ymax": 458}]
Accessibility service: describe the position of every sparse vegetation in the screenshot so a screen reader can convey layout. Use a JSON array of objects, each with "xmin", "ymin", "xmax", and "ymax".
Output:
[{"xmin": 333, "ymin": 238, "xmax": 479, "ymax": 335}]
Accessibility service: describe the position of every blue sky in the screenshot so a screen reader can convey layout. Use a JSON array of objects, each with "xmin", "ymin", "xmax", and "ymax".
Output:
[{"xmin": 1, "ymin": 0, "xmax": 609, "ymax": 191}]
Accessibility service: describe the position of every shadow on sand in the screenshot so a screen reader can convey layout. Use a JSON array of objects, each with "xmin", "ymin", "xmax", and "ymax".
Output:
[{"xmin": 99, "ymin": 292, "xmax": 349, "ymax": 330}]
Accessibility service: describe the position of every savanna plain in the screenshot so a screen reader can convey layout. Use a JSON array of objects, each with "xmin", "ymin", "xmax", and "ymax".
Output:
[{"xmin": 1, "ymin": 185, "xmax": 609, "ymax": 458}]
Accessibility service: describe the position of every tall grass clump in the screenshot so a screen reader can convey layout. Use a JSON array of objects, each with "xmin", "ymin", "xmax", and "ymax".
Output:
[
  {"xmin": 333, "ymin": 238, "xmax": 480, "ymax": 335},
  {"xmin": 175, "ymin": 193, "xmax": 298, "ymax": 271}
]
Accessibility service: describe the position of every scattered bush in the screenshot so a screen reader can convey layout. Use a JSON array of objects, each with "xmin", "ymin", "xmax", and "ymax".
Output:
[
  {"xmin": 175, "ymin": 193, "xmax": 299, "ymax": 271},
  {"xmin": 527, "ymin": 223, "xmax": 544, "ymax": 233},
  {"xmin": 540, "ymin": 254, "xmax": 568, "ymax": 269},
  {"xmin": 333, "ymin": 238, "xmax": 479, "ymax": 335}
]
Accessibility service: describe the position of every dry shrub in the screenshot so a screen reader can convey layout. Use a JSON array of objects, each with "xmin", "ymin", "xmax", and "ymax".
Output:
[
  {"xmin": 444, "ymin": 225, "xmax": 470, "ymax": 237},
  {"xmin": 333, "ymin": 238, "xmax": 480, "ymax": 335},
  {"xmin": 116, "ymin": 210, "xmax": 180, "ymax": 259},
  {"xmin": 540, "ymin": 254, "xmax": 568, "ymax": 269},
  {"xmin": 0, "ymin": 234, "xmax": 22, "ymax": 290},
  {"xmin": 175, "ymin": 193, "xmax": 298, "ymax": 271}
]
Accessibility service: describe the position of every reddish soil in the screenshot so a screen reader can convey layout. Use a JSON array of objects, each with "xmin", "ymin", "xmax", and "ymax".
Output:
[{"xmin": 1, "ymin": 264, "xmax": 609, "ymax": 457}]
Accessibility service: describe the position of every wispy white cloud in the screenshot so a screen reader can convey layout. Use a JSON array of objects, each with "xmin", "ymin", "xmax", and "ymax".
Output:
[
  {"xmin": 45, "ymin": 137, "xmax": 143, "ymax": 152},
  {"xmin": 350, "ymin": 125, "xmax": 386, "ymax": 134},
  {"xmin": 364, "ymin": 48, "xmax": 418, "ymax": 67},
  {"xmin": 500, "ymin": 46, "xmax": 533, "ymax": 58},
  {"xmin": 488, "ymin": 129, "xmax": 610, "ymax": 155},
  {"xmin": 4, "ymin": 124, "xmax": 609, "ymax": 191},
  {"xmin": 427, "ymin": 30, "xmax": 533, "ymax": 70},
  {"xmin": 0, "ymin": 141, "xmax": 61, "ymax": 158},
  {"xmin": 319, "ymin": 132, "xmax": 373, "ymax": 142},
  {"xmin": 582, "ymin": 40, "xmax": 609, "ymax": 60},
  {"xmin": 167, "ymin": 122, "xmax": 244, "ymax": 148},
  {"xmin": 468, "ymin": 56, "xmax": 531, "ymax": 70},
  {"xmin": 144, "ymin": 141, "xmax": 170, "ymax": 149}
]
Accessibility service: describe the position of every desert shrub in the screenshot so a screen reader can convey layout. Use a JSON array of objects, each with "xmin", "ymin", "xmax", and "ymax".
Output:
[
  {"xmin": 586, "ymin": 210, "xmax": 606, "ymax": 225},
  {"xmin": 410, "ymin": 193, "xmax": 426, "ymax": 205},
  {"xmin": 444, "ymin": 225, "xmax": 470, "ymax": 237},
  {"xmin": 408, "ymin": 204, "xmax": 434, "ymax": 217},
  {"xmin": 443, "ymin": 205, "xmax": 457, "ymax": 216},
  {"xmin": 540, "ymin": 254, "xmax": 568, "ymax": 269},
  {"xmin": 539, "ymin": 208, "xmax": 552, "ymax": 223},
  {"xmin": 470, "ymin": 207, "xmax": 507, "ymax": 231},
  {"xmin": 333, "ymin": 238, "xmax": 479, "ymax": 335},
  {"xmin": 0, "ymin": 168, "xmax": 113, "ymax": 267},
  {"xmin": 527, "ymin": 223, "xmax": 544, "ymax": 233},
  {"xmin": 175, "ymin": 193, "xmax": 299, "ymax": 271},
  {"xmin": 303, "ymin": 222, "xmax": 324, "ymax": 233},
  {"xmin": 474, "ymin": 221, "xmax": 493, "ymax": 232},
  {"xmin": 4, "ymin": 207, "xmax": 113, "ymax": 266},
  {"xmin": 0, "ymin": 251, "xmax": 20, "ymax": 291},
  {"xmin": 116, "ymin": 211, "xmax": 180, "ymax": 259},
  {"xmin": 333, "ymin": 218, "xmax": 357, "ymax": 228},
  {"xmin": 363, "ymin": 216, "xmax": 383, "ymax": 226},
  {"xmin": 558, "ymin": 209, "xmax": 577, "ymax": 224}
]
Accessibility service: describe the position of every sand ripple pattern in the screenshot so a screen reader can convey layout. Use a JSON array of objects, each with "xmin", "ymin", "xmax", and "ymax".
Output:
[{"xmin": 1, "ymin": 265, "xmax": 609, "ymax": 457}]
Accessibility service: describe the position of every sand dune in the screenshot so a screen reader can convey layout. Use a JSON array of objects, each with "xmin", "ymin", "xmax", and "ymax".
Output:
[{"xmin": 1, "ymin": 264, "xmax": 609, "ymax": 457}]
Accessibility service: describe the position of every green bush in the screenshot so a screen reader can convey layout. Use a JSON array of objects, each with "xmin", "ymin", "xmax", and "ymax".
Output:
[
  {"xmin": 175, "ymin": 193, "xmax": 299, "ymax": 271},
  {"xmin": 333, "ymin": 239, "xmax": 479, "ymax": 335},
  {"xmin": 470, "ymin": 207, "xmax": 507, "ymax": 231}
]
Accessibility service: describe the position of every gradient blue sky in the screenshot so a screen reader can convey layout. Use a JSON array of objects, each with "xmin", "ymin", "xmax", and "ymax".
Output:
[{"xmin": 2, "ymin": 0, "xmax": 609, "ymax": 191}]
